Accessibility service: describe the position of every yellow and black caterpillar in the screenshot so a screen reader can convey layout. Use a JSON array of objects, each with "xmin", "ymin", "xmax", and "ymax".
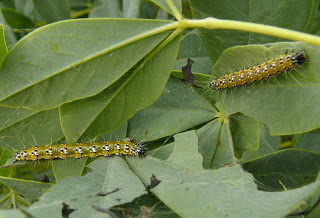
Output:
[
  {"xmin": 14, "ymin": 140, "xmax": 146, "ymax": 161},
  {"xmin": 210, "ymin": 50, "xmax": 306, "ymax": 90}
]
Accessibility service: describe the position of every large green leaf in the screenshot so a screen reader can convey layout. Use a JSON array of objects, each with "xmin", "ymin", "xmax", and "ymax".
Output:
[
  {"xmin": 27, "ymin": 157, "xmax": 146, "ymax": 217},
  {"xmin": 0, "ymin": 19, "xmax": 174, "ymax": 110},
  {"xmin": 60, "ymin": 35, "xmax": 181, "ymax": 142},
  {"xmin": 126, "ymin": 130, "xmax": 320, "ymax": 217},
  {"xmin": 215, "ymin": 42, "xmax": 320, "ymax": 135},
  {"xmin": 243, "ymin": 149, "xmax": 320, "ymax": 190},
  {"xmin": 128, "ymin": 76, "xmax": 217, "ymax": 142},
  {"xmin": 32, "ymin": 0, "xmax": 71, "ymax": 23},
  {"xmin": 190, "ymin": 0, "xmax": 320, "ymax": 63}
]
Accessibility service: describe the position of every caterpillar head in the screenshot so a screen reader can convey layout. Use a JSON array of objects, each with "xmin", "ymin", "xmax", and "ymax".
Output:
[
  {"xmin": 210, "ymin": 80, "xmax": 219, "ymax": 90},
  {"xmin": 135, "ymin": 145, "xmax": 146, "ymax": 157},
  {"xmin": 14, "ymin": 152, "xmax": 20, "ymax": 161},
  {"xmin": 294, "ymin": 51, "xmax": 306, "ymax": 65}
]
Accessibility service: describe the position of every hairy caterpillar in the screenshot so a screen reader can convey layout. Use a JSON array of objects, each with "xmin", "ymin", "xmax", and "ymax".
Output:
[
  {"xmin": 210, "ymin": 50, "xmax": 307, "ymax": 90},
  {"xmin": 13, "ymin": 140, "xmax": 146, "ymax": 162}
]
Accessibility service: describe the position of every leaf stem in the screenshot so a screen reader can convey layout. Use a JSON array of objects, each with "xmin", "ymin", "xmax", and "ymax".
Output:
[
  {"xmin": 179, "ymin": 18, "xmax": 320, "ymax": 46},
  {"xmin": 165, "ymin": 0, "xmax": 183, "ymax": 21}
]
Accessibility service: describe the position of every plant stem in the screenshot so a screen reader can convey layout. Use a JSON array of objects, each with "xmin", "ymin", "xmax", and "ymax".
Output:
[{"xmin": 179, "ymin": 18, "xmax": 320, "ymax": 46}]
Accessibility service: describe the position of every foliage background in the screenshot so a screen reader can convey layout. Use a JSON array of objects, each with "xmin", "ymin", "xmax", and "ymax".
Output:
[{"xmin": 0, "ymin": 0, "xmax": 319, "ymax": 217}]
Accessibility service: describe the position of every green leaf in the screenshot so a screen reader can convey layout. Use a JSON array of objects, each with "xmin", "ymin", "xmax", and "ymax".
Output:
[
  {"xmin": 111, "ymin": 194, "xmax": 180, "ymax": 217},
  {"xmin": 242, "ymin": 123, "xmax": 280, "ymax": 162},
  {"xmin": 0, "ymin": 19, "xmax": 174, "ymax": 110},
  {"xmin": 293, "ymin": 133, "xmax": 320, "ymax": 153},
  {"xmin": 89, "ymin": 0, "xmax": 121, "ymax": 18},
  {"xmin": 211, "ymin": 119, "xmax": 238, "ymax": 169},
  {"xmin": 32, "ymin": 0, "xmax": 71, "ymax": 23},
  {"xmin": 60, "ymin": 35, "xmax": 181, "ymax": 142},
  {"xmin": 27, "ymin": 157, "xmax": 147, "ymax": 217},
  {"xmin": 190, "ymin": 0, "xmax": 320, "ymax": 63},
  {"xmin": 52, "ymin": 158, "xmax": 87, "ymax": 182},
  {"xmin": 243, "ymin": 149, "xmax": 320, "ymax": 190},
  {"xmin": 128, "ymin": 76, "xmax": 217, "ymax": 142},
  {"xmin": 173, "ymin": 30, "xmax": 213, "ymax": 75},
  {"xmin": 215, "ymin": 42, "xmax": 320, "ymax": 135},
  {"xmin": 151, "ymin": 0, "xmax": 182, "ymax": 16},
  {"xmin": 0, "ymin": 106, "xmax": 36, "ymax": 132},
  {"xmin": 0, "ymin": 109, "xmax": 64, "ymax": 153},
  {"xmin": 0, "ymin": 24, "xmax": 7, "ymax": 65},
  {"xmin": 122, "ymin": 0, "xmax": 140, "ymax": 18},
  {"xmin": 0, "ymin": 209, "xmax": 28, "ymax": 218},
  {"xmin": 0, "ymin": 10, "xmax": 17, "ymax": 46},
  {"xmin": 0, "ymin": 8, "xmax": 35, "ymax": 29},
  {"xmin": 196, "ymin": 119, "xmax": 222, "ymax": 169},
  {"xmin": 126, "ymin": 130, "xmax": 320, "ymax": 217},
  {"xmin": 0, "ymin": 148, "xmax": 11, "ymax": 176},
  {"xmin": 0, "ymin": 176, "xmax": 52, "ymax": 200},
  {"xmin": 148, "ymin": 142, "xmax": 174, "ymax": 160},
  {"xmin": 230, "ymin": 113, "xmax": 259, "ymax": 152}
]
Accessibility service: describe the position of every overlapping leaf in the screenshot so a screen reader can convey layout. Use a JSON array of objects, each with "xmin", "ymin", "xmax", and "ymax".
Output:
[{"xmin": 0, "ymin": 19, "xmax": 174, "ymax": 111}]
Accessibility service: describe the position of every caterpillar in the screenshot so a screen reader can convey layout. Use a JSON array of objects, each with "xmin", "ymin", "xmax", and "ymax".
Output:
[
  {"xmin": 210, "ymin": 50, "xmax": 307, "ymax": 90},
  {"xmin": 13, "ymin": 140, "xmax": 146, "ymax": 162}
]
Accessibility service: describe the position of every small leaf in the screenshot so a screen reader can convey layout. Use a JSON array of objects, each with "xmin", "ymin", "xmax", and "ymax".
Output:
[
  {"xmin": 89, "ymin": 0, "xmax": 121, "ymax": 18},
  {"xmin": 0, "ymin": 24, "xmax": 7, "ymax": 65},
  {"xmin": 242, "ymin": 123, "xmax": 280, "ymax": 162},
  {"xmin": 0, "ymin": 8, "xmax": 35, "ymax": 29},
  {"xmin": 243, "ymin": 149, "xmax": 320, "ymax": 190},
  {"xmin": 151, "ymin": 0, "xmax": 182, "ymax": 16},
  {"xmin": 230, "ymin": 113, "xmax": 259, "ymax": 152},
  {"xmin": 0, "ymin": 176, "xmax": 52, "ymax": 200},
  {"xmin": 122, "ymin": 0, "xmax": 140, "ymax": 18},
  {"xmin": 32, "ymin": 0, "xmax": 71, "ymax": 23},
  {"xmin": 211, "ymin": 119, "xmax": 238, "ymax": 169},
  {"xmin": 196, "ymin": 119, "xmax": 222, "ymax": 169},
  {"xmin": 294, "ymin": 133, "xmax": 320, "ymax": 154}
]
